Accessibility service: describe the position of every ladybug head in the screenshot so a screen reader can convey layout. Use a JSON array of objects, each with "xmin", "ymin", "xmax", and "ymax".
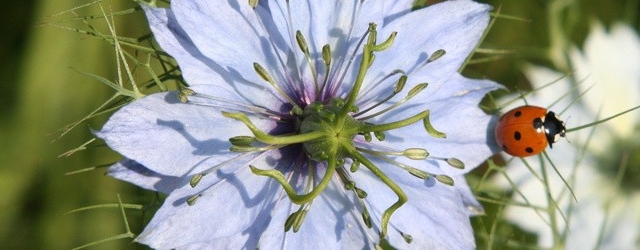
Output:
[{"xmin": 543, "ymin": 111, "xmax": 566, "ymax": 148}]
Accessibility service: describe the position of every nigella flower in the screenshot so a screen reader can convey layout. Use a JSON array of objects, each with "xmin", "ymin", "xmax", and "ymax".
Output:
[{"xmin": 98, "ymin": 0, "xmax": 498, "ymax": 249}]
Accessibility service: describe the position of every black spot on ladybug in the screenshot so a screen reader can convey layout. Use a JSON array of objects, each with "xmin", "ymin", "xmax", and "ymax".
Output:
[
  {"xmin": 525, "ymin": 147, "xmax": 534, "ymax": 153},
  {"xmin": 514, "ymin": 111, "xmax": 522, "ymax": 118},
  {"xmin": 513, "ymin": 131, "xmax": 522, "ymax": 141}
]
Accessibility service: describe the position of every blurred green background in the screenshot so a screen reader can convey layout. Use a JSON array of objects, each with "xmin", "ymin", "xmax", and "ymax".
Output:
[{"xmin": 0, "ymin": 0, "xmax": 637, "ymax": 249}]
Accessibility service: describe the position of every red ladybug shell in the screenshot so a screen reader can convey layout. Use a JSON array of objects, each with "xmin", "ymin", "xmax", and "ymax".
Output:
[{"xmin": 495, "ymin": 106, "xmax": 566, "ymax": 157}]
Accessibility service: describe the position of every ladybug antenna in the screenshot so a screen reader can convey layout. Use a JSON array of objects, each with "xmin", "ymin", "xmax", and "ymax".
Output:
[
  {"xmin": 565, "ymin": 105, "xmax": 640, "ymax": 134},
  {"xmin": 563, "ymin": 115, "xmax": 572, "ymax": 144}
]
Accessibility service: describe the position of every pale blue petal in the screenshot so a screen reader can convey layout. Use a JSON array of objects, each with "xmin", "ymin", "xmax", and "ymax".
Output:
[
  {"xmin": 353, "ymin": 158, "xmax": 475, "ymax": 249},
  {"xmin": 258, "ymin": 180, "xmax": 370, "ymax": 250},
  {"xmin": 170, "ymin": 0, "xmax": 290, "ymax": 94},
  {"xmin": 358, "ymin": 0, "xmax": 491, "ymax": 102},
  {"xmin": 265, "ymin": 0, "xmax": 385, "ymax": 98},
  {"xmin": 136, "ymin": 151, "xmax": 284, "ymax": 249},
  {"xmin": 96, "ymin": 91, "xmax": 276, "ymax": 177},
  {"xmin": 453, "ymin": 176, "xmax": 485, "ymax": 216},
  {"xmin": 142, "ymin": 4, "xmax": 287, "ymax": 112},
  {"xmin": 367, "ymin": 75, "xmax": 499, "ymax": 176},
  {"xmin": 107, "ymin": 159, "xmax": 185, "ymax": 194}
]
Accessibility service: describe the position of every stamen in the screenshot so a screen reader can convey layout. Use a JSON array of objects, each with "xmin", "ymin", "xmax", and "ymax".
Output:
[
  {"xmin": 229, "ymin": 136, "xmax": 257, "ymax": 146},
  {"xmin": 190, "ymin": 153, "xmax": 262, "ymax": 188},
  {"xmin": 337, "ymin": 24, "xmax": 396, "ymax": 129},
  {"xmin": 284, "ymin": 205, "xmax": 310, "ymax": 232},
  {"xmin": 177, "ymin": 88, "xmax": 195, "ymax": 103},
  {"xmin": 356, "ymin": 74, "xmax": 407, "ymax": 116},
  {"xmin": 248, "ymin": 0, "xmax": 259, "ymax": 8},
  {"xmin": 361, "ymin": 206, "xmax": 372, "ymax": 228},
  {"xmin": 407, "ymin": 168, "xmax": 430, "ymax": 180},
  {"xmin": 253, "ymin": 62, "xmax": 302, "ymax": 112},
  {"xmin": 230, "ymin": 144, "xmax": 280, "ymax": 152},
  {"xmin": 427, "ymin": 49, "xmax": 446, "ymax": 63},
  {"xmin": 319, "ymin": 44, "xmax": 332, "ymax": 94},
  {"xmin": 186, "ymin": 194, "xmax": 201, "ymax": 206},
  {"xmin": 403, "ymin": 148, "xmax": 430, "ymax": 160},
  {"xmin": 373, "ymin": 131, "xmax": 385, "ymax": 141},
  {"xmin": 446, "ymin": 158, "xmax": 465, "ymax": 169},
  {"xmin": 336, "ymin": 166, "xmax": 373, "ymax": 229},
  {"xmin": 350, "ymin": 160, "xmax": 360, "ymax": 172},
  {"xmin": 400, "ymin": 232, "xmax": 413, "ymax": 244},
  {"xmin": 187, "ymin": 91, "xmax": 281, "ymax": 120},
  {"xmin": 356, "ymin": 148, "xmax": 436, "ymax": 180},
  {"xmin": 295, "ymin": 31, "xmax": 320, "ymax": 94},
  {"xmin": 190, "ymin": 174, "xmax": 203, "ymax": 188},
  {"xmin": 359, "ymin": 82, "xmax": 428, "ymax": 120}
]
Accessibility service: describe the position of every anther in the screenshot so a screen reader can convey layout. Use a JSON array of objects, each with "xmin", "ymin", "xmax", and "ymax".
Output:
[
  {"xmin": 320, "ymin": 44, "xmax": 332, "ymax": 92},
  {"xmin": 186, "ymin": 194, "xmax": 201, "ymax": 206},
  {"xmin": 446, "ymin": 158, "xmax": 465, "ymax": 169},
  {"xmin": 407, "ymin": 167, "xmax": 430, "ymax": 180},
  {"xmin": 190, "ymin": 174, "xmax": 204, "ymax": 188},
  {"xmin": 400, "ymin": 232, "xmax": 413, "ymax": 244},
  {"xmin": 229, "ymin": 136, "xmax": 256, "ymax": 146},
  {"xmin": 394, "ymin": 75, "xmax": 407, "ymax": 93},
  {"xmin": 361, "ymin": 207, "xmax": 372, "ymax": 228},
  {"xmin": 427, "ymin": 49, "xmax": 446, "ymax": 63},
  {"xmin": 350, "ymin": 160, "xmax": 360, "ymax": 172},
  {"xmin": 373, "ymin": 131, "xmax": 385, "ymax": 141},
  {"xmin": 284, "ymin": 207, "xmax": 309, "ymax": 233},
  {"xmin": 403, "ymin": 148, "xmax": 430, "ymax": 160},
  {"xmin": 253, "ymin": 62, "xmax": 302, "ymax": 111},
  {"xmin": 354, "ymin": 187, "xmax": 368, "ymax": 199},
  {"xmin": 322, "ymin": 44, "xmax": 332, "ymax": 66},
  {"xmin": 435, "ymin": 175, "xmax": 455, "ymax": 186},
  {"xmin": 362, "ymin": 132, "xmax": 373, "ymax": 142},
  {"xmin": 178, "ymin": 88, "xmax": 195, "ymax": 103},
  {"xmin": 407, "ymin": 83, "xmax": 428, "ymax": 99},
  {"xmin": 295, "ymin": 30, "xmax": 309, "ymax": 55},
  {"xmin": 248, "ymin": 0, "xmax": 259, "ymax": 8},
  {"xmin": 253, "ymin": 62, "xmax": 274, "ymax": 83}
]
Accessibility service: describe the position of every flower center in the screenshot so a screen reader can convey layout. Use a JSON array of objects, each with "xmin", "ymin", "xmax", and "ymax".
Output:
[
  {"xmin": 184, "ymin": 22, "xmax": 464, "ymax": 242},
  {"xmin": 299, "ymin": 98, "xmax": 363, "ymax": 161}
]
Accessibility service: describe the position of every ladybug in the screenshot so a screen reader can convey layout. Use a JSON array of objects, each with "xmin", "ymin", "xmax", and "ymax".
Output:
[{"xmin": 495, "ymin": 105, "xmax": 566, "ymax": 157}]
